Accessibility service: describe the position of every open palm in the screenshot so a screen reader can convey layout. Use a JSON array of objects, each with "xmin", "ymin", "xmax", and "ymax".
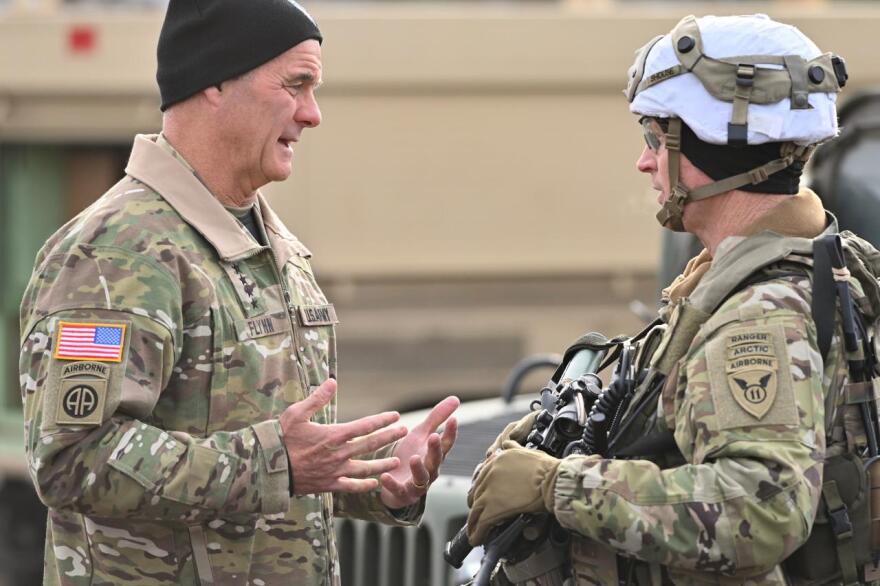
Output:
[{"xmin": 380, "ymin": 396, "xmax": 459, "ymax": 509}]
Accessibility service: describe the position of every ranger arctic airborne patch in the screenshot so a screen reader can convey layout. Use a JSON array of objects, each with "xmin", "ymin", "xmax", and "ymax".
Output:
[
  {"xmin": 706, "ymin": 325, "xmax": 798, "ymax": 429},
  {"xmin": 726, "ymin": 331, "xmax": 779, "ymax": 419}
]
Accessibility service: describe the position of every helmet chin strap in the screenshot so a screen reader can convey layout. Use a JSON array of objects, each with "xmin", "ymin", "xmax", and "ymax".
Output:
[
  {"xmin": 655, "ymin": 118, "xmax": 688, "ymax": 232},
  {"xmin": 654, "ymin": 117, "xmax": 815, "ymax": 232}
]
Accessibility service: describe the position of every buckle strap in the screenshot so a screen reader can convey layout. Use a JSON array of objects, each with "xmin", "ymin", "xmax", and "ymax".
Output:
[
  {"xmin": 188, "ymin": 525, "xmax": 216, "ymax": 586},
  {"xmin": 655, "ymin": 188, "xmax": 687, "ymax": 229},
  {"xmin": 729, "ymin": 64, "xmax": 755, "ymax": 146},
  {"xmin": 687, "ymin": 152, "xmax": 800, "ymax": 203},
  {"xmin": 822, "ymin": 480, "xmax": 860, "ymax": 585},
  {"xmin": 783, "ymin": 54, "xmax": 812, "ymax": 110},
  {"xmin": 747, "ymin": 166, "xmax": 770, "ymax": 185}
]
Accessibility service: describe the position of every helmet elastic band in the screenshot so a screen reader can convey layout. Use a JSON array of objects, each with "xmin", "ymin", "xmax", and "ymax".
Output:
[{"xmin": 656, "ymin": 117, "xmax": 815, "ymax": 231}]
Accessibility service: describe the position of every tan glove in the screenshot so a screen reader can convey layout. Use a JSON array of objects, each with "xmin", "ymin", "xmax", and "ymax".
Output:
[
  {"xmin": 485, "ymin": 411, "xmax": 538, "ymax": 458},
  {"xmin": 466, "ymin": 441, "xmax": 560, "ymax": 545},
  {"xmin": 469, "ymin": 411, "xmax": 538, "ymax": 486}
]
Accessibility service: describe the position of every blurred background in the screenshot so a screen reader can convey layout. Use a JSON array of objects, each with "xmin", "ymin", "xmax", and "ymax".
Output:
[{"xmin": 1, "ymin": 0, "xmax": 880, "ymax": 583}]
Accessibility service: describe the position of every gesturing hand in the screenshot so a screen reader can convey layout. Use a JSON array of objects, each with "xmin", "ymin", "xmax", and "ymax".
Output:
[
  {"xmin": 380, "ymin": 396, "xmax": 460, "ymax": 509},
  {"xmin": 280, "ymin": 379, "xmax": 407, "ymax": 495}
]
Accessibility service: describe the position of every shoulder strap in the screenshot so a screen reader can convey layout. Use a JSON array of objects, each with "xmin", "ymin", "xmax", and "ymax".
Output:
[{"xmin": 812, "ymin": 235, "xmax": 839, "ymax": 361}]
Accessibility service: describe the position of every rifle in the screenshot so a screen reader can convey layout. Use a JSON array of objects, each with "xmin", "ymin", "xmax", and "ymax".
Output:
[{"xmin": 445, "ymin": 332, "xmax": 638, "ymax": 585}]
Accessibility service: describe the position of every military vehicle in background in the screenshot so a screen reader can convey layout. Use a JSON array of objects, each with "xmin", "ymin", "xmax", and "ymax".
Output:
[{"xmin": 2, "ymin": 1, "xmax": 880, "ymax": 584}]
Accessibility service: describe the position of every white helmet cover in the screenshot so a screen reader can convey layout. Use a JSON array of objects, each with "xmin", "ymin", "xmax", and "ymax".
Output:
[
  {"xmin": 625, "ymin": 14, "xmax": 847, "ymax": 231},
  {"xmin": 627, "ymin": 14, "xmax": 842, "ymax": 146}
]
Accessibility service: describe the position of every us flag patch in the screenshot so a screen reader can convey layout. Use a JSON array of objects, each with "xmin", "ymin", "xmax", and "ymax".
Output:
[{"xmin": 54, "ymin": 322, "xmax": 127, "ymax": 362}]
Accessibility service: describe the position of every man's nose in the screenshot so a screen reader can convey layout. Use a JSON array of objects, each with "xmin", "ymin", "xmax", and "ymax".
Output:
[
  {"xmin": 296, "ymin": 92, "xmax": 322, "ymax": 128},
  {"xmin": 636, "ymin": 146, "xmax": 655, "ymax": 173}
]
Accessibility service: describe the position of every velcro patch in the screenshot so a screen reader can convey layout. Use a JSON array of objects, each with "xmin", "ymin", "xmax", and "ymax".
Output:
[
  {"xmin": 54, "ymin": 322, "xmax": 126, "ymax": 362},
  {"xmin": 298, "ymin": 305, "xmax": 339, "ymax": 326},
  {"xmin": 56, "ymin": 378, "xmax": 107, "ymax": 425},
  {"xmin": 727, "ymin": 370, "xmax": 777, "ymax": 419},
  {"xmin": 706, "ymin": 324, "xmax": 798, "ymax": 429},
  {"xmin": 726, "ymin": 356, "xmax": 778, "ymax": 372},
  {"xmin": 726, "ymin": 341, "xmax": 774, "ymax": 360},
  {"xmin": 60, "ymin": 361, "xmax": 110, "ymax": 379},
  {"xmin": 235, "ymin": 312, "xmax": 289, "ymax": 342}
]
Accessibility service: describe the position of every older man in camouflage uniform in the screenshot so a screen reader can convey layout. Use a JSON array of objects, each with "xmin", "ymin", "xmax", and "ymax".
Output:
[
  {"xmin": 466, "ymin": 15, "xmax": 860, "ymax": 585},
  {"xmin": 19, "ymin": 1, "xmax": 458, "ymax": 585}
]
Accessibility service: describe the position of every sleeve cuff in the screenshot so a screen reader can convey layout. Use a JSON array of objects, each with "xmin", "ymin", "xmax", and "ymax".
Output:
[
  {"xmin": 390, "ymin": 496, "xmax": 426, "ymax": 524},
  {"xmin": 552, "ymin": 456, "xmax": 590, "ymax": 532},
  {"xmin": 251, "ymin": 419, "xmax": 292, "ymax": 515}
]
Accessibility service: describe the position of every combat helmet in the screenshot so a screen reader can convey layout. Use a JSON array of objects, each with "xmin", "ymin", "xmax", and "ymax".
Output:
[{"xmin": 625, "ymin": 14, "xmax": 848, "ymax": 231}]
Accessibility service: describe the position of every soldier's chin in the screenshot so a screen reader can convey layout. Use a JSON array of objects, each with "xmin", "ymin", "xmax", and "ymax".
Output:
[{"xmin": 267, "ymin": 160, "xmax": 294, "ymax": 182}]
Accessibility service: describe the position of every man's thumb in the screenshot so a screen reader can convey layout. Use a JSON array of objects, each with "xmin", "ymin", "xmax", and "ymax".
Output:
[{"xmin": 293, "ymin": 378, "xmax": 337, "ymax": 419}]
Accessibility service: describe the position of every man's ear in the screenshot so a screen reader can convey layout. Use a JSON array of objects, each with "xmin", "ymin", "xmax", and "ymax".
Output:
[{"xmin": 202, "ymin": 84, "xmax": 224, "ymax": 107}]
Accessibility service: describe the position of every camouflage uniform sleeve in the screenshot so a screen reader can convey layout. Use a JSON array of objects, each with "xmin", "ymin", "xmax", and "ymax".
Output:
[
  {"xmin": 551, "ymin": 296, "xmax": 825, "ymax": 577},
  {"xmin": 20, "ymin": 246, "xmax": 291, "ymax": 521},
  {"xmin": 332, "ymin": 441, "xmax": 425, "ymax": 526}
]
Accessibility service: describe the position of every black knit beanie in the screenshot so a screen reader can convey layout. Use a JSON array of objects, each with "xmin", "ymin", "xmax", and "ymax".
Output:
[{"xmin": 157, "ymin": 0, "xmax": 323, "ymax": 111}]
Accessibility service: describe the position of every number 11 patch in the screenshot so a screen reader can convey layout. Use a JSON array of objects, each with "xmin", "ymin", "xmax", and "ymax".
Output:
[{"xmin": 54, "ymin": 322, "xmax": 127, "ymax": 362}]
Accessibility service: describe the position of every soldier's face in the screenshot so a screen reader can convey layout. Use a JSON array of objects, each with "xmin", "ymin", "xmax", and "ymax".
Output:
[
  {"xmin": 218, "ymin": 40, "xmax": 323, "ymax": 190},
  {"xmin": 635, "ymin": 118, "xmax": 713, "ymax": 231},
  {"xmin": 636, "ymin": 119, "xmax": 672, "ymax": 205}
]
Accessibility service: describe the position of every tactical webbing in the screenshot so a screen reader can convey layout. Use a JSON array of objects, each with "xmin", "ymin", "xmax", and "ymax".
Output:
[
  {"xmin": 188, "ymin": 525, "xmax": 216, "ymax": 586},
  {"xmin": 686, "ymin": 146, "xmax": 811, "ymax": 202},
  {"xmin": 655, "ymin": 117, "xmax": 688, "ymax": 231},
  {"xmin": 625, "ymin": 14, "xmax": 845, "ymax": 152},
  {"xmin": 784, "ymin": 55, "xmax": 813, "ymax": 110},
  {"xmin": 502, "ymin": 538, "xmax": 569, "ymax": 585},
  {"xmin": 629, "ymin": 19, "xmax": 841, "ymax": 107},
  {"xmin": 729, "ymin": 64, "xmax": 755, "ymax": 145},
  {"xmin": 822, "ymin": 480, "xmax": 860, "ymax": 585},
  {"xmin": 813, "ymin": 235, "xmax": 838, "ymax": 360}
]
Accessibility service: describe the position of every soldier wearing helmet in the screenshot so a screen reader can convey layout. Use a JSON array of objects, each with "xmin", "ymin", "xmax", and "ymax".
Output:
[{"xmin": 466, "ymin": 14, "xmax": 868, "ymax": 585}]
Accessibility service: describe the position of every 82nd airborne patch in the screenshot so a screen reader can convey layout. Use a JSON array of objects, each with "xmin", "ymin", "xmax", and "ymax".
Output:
[{"xmin": 55, "ymin": 361, "xmax": 110, "ymax": 426}]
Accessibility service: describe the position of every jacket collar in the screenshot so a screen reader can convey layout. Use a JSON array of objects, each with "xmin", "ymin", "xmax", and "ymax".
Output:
[{"xmin": 125, "ymin": 134, "xmax": 310, "ymax": 263}]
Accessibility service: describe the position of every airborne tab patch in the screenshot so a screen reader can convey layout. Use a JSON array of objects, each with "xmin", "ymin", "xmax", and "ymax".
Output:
[
  {"xmin": 54, "ymin": 322, "xmax": 126, "ymax": 362},
  {"xmin": 724, "ymin": 330, "xmax": 779, "ymax": 420},
  {"xmin": 706, "ymin": 324, "xmax": 798, "ymax": 430}
]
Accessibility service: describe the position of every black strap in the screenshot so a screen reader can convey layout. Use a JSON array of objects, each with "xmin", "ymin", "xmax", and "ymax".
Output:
[
  {"xmin": 812, "ymin": 235, "xmax": 837, "ymax": 361},
  {"xmin": 612, "ymin": 427, "xmax": 678, "ymax": 458}
]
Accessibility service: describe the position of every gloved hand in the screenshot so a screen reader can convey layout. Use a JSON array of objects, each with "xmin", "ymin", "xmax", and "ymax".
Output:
[
  {"xmin": 485, "ymin": 411, "xmax": 538, "ymax": 458},
  {"xmin": 466, "ymin": 441, "xmax": 560, "ymax": 545},
  {"xmin": 469, "ymin": 411, "xmax": 538, "ymax": 487}
]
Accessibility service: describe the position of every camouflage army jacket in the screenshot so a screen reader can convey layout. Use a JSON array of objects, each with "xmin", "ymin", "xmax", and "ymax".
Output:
[
  {"xmin": 19, "ymin": 134, "xmax": 411, "ymax": 586},
  {"xmin": 550, "ymin": 215, "xmax": 850, "ymax": 584}
]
